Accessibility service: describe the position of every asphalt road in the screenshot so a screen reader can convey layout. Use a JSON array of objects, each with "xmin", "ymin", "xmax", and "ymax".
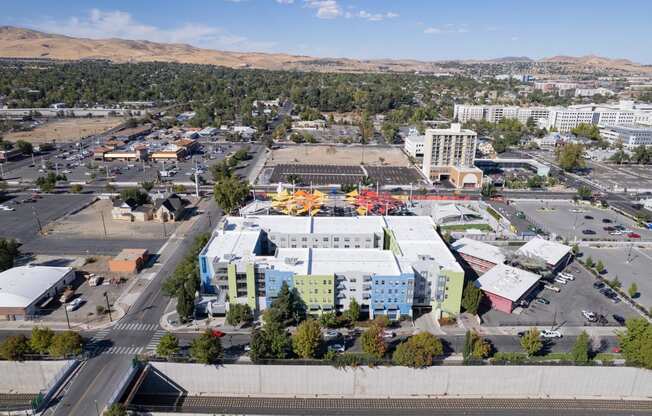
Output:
[{"xmin": 45, "ymin": 198, "xmax": 222, "ymax": 416}]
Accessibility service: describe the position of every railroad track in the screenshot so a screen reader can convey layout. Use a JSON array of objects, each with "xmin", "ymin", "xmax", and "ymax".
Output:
[{"xmin": 129, "ymin": 395, "xmax": 652, "ymax": 413}]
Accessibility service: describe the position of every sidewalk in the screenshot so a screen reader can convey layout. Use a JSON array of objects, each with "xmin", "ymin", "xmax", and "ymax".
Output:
[{"xmin": 160, "ymin": 310, "xmax": 252, "ymax": 334}]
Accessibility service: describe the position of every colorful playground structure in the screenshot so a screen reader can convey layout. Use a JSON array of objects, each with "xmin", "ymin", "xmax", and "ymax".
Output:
[
  {"xmin": 345, "ymin": 190, "xmax": 404, "ymax": 216},
  {"xmin": 270, "ymin": 188, "xmax": 328, "ymax": 216}
]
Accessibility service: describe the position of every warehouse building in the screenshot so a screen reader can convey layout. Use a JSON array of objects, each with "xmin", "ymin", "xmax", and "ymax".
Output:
[
  {"xmin": 474, "ymin": 264, "xmax": 541, "ymax": 314},
  {"xmin": 0, "ymin": 266, "xmax": 76, "ymax": 320},
  {"xmin": 516, "ymin": 237, "xmax": 572, "ymax": 271},
  {"xmin": 451, "ymin": 238, "xmax": 505, "ymax": 275},
  {"xmin": 198, "ymin": 215, "xmax": 464, "ymax": 320}
]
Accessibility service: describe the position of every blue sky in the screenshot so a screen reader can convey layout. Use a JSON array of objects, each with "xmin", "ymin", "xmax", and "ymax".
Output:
[{"xmin": 3, "ymin": 0, "xmax": 652, "ymax": 63}]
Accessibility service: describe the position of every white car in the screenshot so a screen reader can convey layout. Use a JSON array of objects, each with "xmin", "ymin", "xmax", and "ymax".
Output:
[
  {"xmin": 554, "ymin": 277, "xmax": 568, "ymax": 285},
  {"xmin": 540, "ymin": 329, "xmax": 562, "ymax": 339},
  {"xmin": 0, "ymin": 205, "xmax": 15, "ymax": 212},
  {"xmin": 323, "ymin": 329, "xmax": 340, "ymax": 340},
  {"xmin": 65, "ymin": 297, "xmax": 85, "ymax": 311},
  {"xmin": 582, "ymin": 310, "xmax": 597, "ymax": 322},
  {"xmin": 381, "ymin": 330, "xmax": 396, "ymax": 339},
  {"xmin": 328, "ymin": 344, "xmax": 345, "ymax": 353},
  {"xmin": 558, "ymin": 272, "xmax": 575, "ymax": 281}
]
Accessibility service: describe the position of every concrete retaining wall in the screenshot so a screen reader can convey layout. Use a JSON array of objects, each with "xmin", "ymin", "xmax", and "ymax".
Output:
[
  {"xmin": 0, "ymin": 360, "xmax": 73, "ymax": 394},
  {"xmin": 149, "ymin": 363, "xmax": 652, "ymax": 400}
]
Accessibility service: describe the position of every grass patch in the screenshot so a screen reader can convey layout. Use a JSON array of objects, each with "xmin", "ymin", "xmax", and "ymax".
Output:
[{"xmin": 440, "ymin": 223, "xmax": 493, "ymax": 232}]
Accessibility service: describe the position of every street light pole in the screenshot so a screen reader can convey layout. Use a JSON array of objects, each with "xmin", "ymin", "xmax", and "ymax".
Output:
[
  {"xmin": 103, "ymin": 292, "xmax": 112, "ymax": 322},
  {"xmin": 94, "ymin": 399, "xmax": 100, "ymax": 416},
  {"xmin": 63, "ymin": 303, "xmax": 71, "ymax": 329}
]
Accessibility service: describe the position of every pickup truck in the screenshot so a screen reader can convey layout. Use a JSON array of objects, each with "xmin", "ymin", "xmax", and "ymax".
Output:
[{"xmin": 59, "ymin": 288, "xmax": 75, "ymax": 303}]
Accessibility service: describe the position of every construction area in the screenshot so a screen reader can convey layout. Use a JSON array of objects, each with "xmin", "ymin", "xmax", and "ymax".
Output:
[{"xmin": 4, "ymin": 117, "xmax": 125, "ymax": 144}]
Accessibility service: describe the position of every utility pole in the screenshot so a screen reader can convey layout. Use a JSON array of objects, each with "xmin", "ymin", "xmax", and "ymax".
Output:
[
  {"xmin": 94, "ymin": 399, "xmax": 100, "ymax": 416},
  {"xmin": 100, "ymin": 211, "xmax": 108, "ymax": 239},
  {"xmin": 32, "ymin": 207, "xmax": 43, "ymax": 235},
  {"xmin": 103, "ymin": 292, "xmax": 112, "ymax": 322},
  {"xmin": 194, "ymin": 159, "xmax": 200, "ymax": 198},
  {"xmin": 0, "ymin": 162, "xmax": 4, "ymax": 179},
  {"xmin": 63, "ymin": 304, "xmax": 71, "ymax": 329}
]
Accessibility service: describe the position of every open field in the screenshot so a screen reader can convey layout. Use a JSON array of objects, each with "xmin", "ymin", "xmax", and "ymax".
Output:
[
  {"xmin": 269, "ymin": 145, "xmax": 412, "ymax": 167},
  {"xmin": 4, "ymin": 117, "xmax": 125, "ymax": 144}
]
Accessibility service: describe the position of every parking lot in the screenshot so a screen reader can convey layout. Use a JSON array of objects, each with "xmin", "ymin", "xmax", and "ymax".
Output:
[
  {"xmin": 0, "ymin": 194, "xmax": 95, "ymax": 244},
  {"xmin": 511, "ymin": 200, "xmax": 652, "ymax": 241},
  {"xmin": 586, "ymin": 161, "xmax": 652, "ymax": 192},
  {"xmin": 267, "ymin": 164, "xmax": 425, "ymax": 186},
  {"xmin": 481, "ymin": 261, "xmax": 639, "ymax": 327},
  {"xmin": 581, "ymin": 246, "xmax": 652, "ymax": 311}
]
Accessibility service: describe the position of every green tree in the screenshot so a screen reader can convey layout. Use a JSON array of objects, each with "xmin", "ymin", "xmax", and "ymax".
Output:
[
  {"xmin": 190, "ymin": 330, "xmax": 223, "ymax": 364},
  {"xmin": 176, "ymin": 282, "xmax": 195, "ymax": 323},
  {"xmin": 527, "ymin": 175, "xmax": 544, "ymax": 189},
  {"xmin": 360, "ymin": 324, "xmax": 386, "ymax": 359},
  {"xmin": 0, "ymin": 238, "xmax": 20, "ymax": 272},
  {"xmin": 213, "ymin": 176, "xmax": 250, "ymax": 214},
  {"xmin": 226, "ymin": 303, "xmax": 254, "ymax": 327},
  {"xmin": 392, "ymin": 332, "xmax": 444, "ymax": 368},
  {"xmin": 30, "ymin": 326, "xmax": 54, "ymax": 354},
  {"xmin": 69, "ymin": 184, "xmax": 83, "ymax": 193},
  {"xmin": 381, "ymin": 121, "xmax": 399, "ymax": 142},
  {"xmin": 140, "ymin": 181, "xmax": 155, "ymax": 192},
  {"xmin": 585, "ymin": 256, "xmax": 594, "ymax": 268},
  {"xmin": 632, "ymin": 145, "xmax": 652, "ymax": 165},
  {"xmin": 292, "ymin": 319, "xmax": 323, "ymax": 358},
  {"xmin": 520, "ymin": 328, "xmax": 543, "ymax": 356},
  {"xmin": 319, "ymin": 312, "xmax": 339, "ymax": 328},
  {"xmin": 461, "ymin": 281, "xmax": 483, "ymax": 315},
  {"xmin": 628, "ymin": 283, "xmax": 638, "ymax": 298},
  {"xmin": 481, "ymin": 182, "xmax": 496, "ymax": 198},
  {"xmin": 0, "ymin": 335, "xmax": 31, "ymax": 361},
  {"xmin": 571, "ymin": 123, "xmax": 600, "ymax": 140},
  {"xmin": 249, "ymin": 323, "xmax": 292, "ymax": 361},
  {"xmin": 556, "ymin": 143, "xmax": 586, "ymax": 171},
  {"xmin": 571, "ymin": 331, "xmax": 590, "ymax": 364},
  {"xmin": 617, "ymin": 318, "xmax": 652, "ymax": 369},
  {"xmin": 610, "ymin": 276, "xmax": 622, "ymax": 289},
  {"xmin": 15, "ymin": 140, "xmax": 33, "ymax": 155},
  {"xmin": 576, "ymin": 185, "xmax": 592, "ymax": 200},
  {"xmin": 119, "ymin": 188, "xmax": 149, "ymax": 205},
  {"xmin": 595, "ymin": 260, "xmax": 605, "ymax": 274},
  {"xmin": 609, "ymin": 149, "xmax": 629, "ymax": 164},
  {"xmin": 345, "ymin": 298, "xmax": 361, "ymax": 322},
  {"xmin": 48, "ymin": 331, "xmax": 83, "ymax": 357},
  {"xmin": 156, "ymin": 332, "xmax": 180, "ymax": 358},
  {"xmin": 103, "ymin": 403, "xmax": 127, "ymax": 416},
  {"xmin": 268, "ymin": 282, "xmax": 306, "ymax": 327}
]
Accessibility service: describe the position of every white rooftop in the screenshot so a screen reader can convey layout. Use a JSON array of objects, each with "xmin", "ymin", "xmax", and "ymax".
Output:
[
  {"xmin": 310, "ymin": 248, "xmax": 402, "ymax": 276},
  {"xmin": 261, "ymin": 248, "xmax": 310, "ymax": 275},
  {"xmin": 0, "ymin": 266, "xmax": 72, "ymax": 308},
  {"xmin": 310, "ymin": 216, "xmax": 383, "ymax": 235},
  {"xmin": 475, "ymin": 264, "xmax": 540, "ymax": 302},
  {"xmin": 516, "ymin": 237, "xmax": 571, "ymax": 266},
  {"xmin": 431, "ymin": 204, "xmax": 482, "ymax": 223},
  {"xmin": 452, "ymin": 238, "xmax": 506, "ymax": 265}
]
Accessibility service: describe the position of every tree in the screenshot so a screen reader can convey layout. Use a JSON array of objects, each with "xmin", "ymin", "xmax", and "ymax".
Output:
[
  {"xmin": 628, "ymin": 283, "xmax": 639, "ymax": 298},
  {"xmin": 520, "ymin": 328, "xmax": 543, "ymax": 356},
  {"xmin": 576, "ymin": 185, "xmax": 592, "ymax": 200},
  {"xmin": 463, "ymin": 330, "xmax": 491, "ymax": 362},
  {"xmin": 0, "ymin": 335, "xmax": 31, "ymax": 361},
  {"xmin": 527, "ymin": 175, "xmax": 544, "ymax": 189},
  {"xmin": 556, "ymin": 143, "xmax": 585, "ymax": 171},
  {"xmin": 360, "ymin": 324, "xmax": 386, "ymax": 359},
  {"xmin": 610, "ymin": 149, "xmax": 629, "ymax": 164},
  {"xmin": 381, "ymin": 121, "xmax": 399, "ymax": 142},
  {"xmin": 461, "ymin": 281, "xmax": 483, "ymax": 315},
  {"xmin": 571, "ymin": 123, "xmax": 600, "ymax": 140},
  {"xmin": 190, "ymin": 330, "xmax": 223, "ymax": 364},
  {"xmin": 103, "ymin": 404, "xmax": 127, "ymax": 416},
  {"xmin": 610, "ymin": 276, "xmax": 622, "ymax": 289},
  {"xmin": 292, "ymin": 319, "xmax": 323, "ymax": 358},
  {"xmin": 268, "ymin": 282, "xmax": 306, "ymax": 327},
  {"xmin": 48, "ymin": 331, "xmax": 83, "ymax": 357},
  {"xmin": 15, "ymin": 140, "xmax": 33, "ymax": 155},
  {"xmin": 571, "ymin": 331, "xmax": 590, "ymax": 364},
  {"xmin": 481, "ymin": 182, "xmax": 496, "ymax": 198},
  {"xmin": 69, "ymin": 184, "xmax": 83, "ymax": 193},
  {"xmin": 213, "ymin": 176, "xmax": 250, "ymax": 214},
  {"xmin": 617, "ymin": 318, "xmax": 652, "ymax": 369},
  {"xmin": 140, "ymin": 181, "xmax": 155, "ymax": 192},
  {"xmin": 632, "ymin": 145, "xmax": 652, "ymax": 165},
  {"xmin": 392, "ymin": 332, "xmax": 444, "ymax": 368},
  {"xmin": 249, "ymin": 323, "xmax": 292, "ymax": 361},
  {"xmin": 319, "ymin": 312, "xmax": 339, "ymax": 328},
  {"xmin": 119, "ymin": 188, "xmax": 149, "ymax": 205},
  {"xmin": 156, "ymin": 333, "xmax": 180, "ymax": 358},
  {"xmin": 30, "ymin": 326, "xmax": 54, "ymax": 354},
  {"xmin": 359, "ymin": 116, "xmax": 374, "ymax": 144},
  {"xmin": 345, "ymin": 298, "xmax": 361, "ymax": 322},
  {"xmin": 0, "ymin": 238, "xmax": 20, "ymax": 272},
  {"xmin": 176, "ymin": 282, "xmax": 195, "ymax": 323},
  {"xmin": 595, "ymin": 260, "xmax": 605, "ymax": 274},
  {"xmin": 226, "ymin": 303, "xmax": 253, "ymax": 327},
  {"xmin": 585, "ymin": 256, "xmax": 594, "ymax": 268}
]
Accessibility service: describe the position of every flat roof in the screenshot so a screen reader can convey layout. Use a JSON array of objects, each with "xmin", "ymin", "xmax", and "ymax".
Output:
[
  {"xmin": 452, "ymin": 238, "xmax": 505, "ymax": 265},
  {"xmin": 260, "ymin": 248, "xmax": 310, "ymax": 275},
  {"xmin": 310, "ymin": 248, "xmax": 402, "ymax": 276},
  {"xmin": 310, "ymin": 216, "xmax": 383, "ymax": 235},
  {"xmin": 475, "ymin": 264, "xmax": 540, "ymax": 302},
  {"xmin": 516, "ymin": 237, "xmax": 571, "ymax": 266},
  {"xmin": 0, "ymin": 266, "xmax": 72, "ymax": 308}
]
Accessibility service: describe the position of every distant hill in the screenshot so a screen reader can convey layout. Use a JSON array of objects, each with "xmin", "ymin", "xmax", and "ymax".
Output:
[{"xmin": 0, "ymin": 26, "xmax": 650, "ymax": 74}]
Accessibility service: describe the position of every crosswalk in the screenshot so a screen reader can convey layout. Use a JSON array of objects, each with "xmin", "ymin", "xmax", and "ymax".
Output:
[
  {"xmin": 99, "ymin": 346, "xmax": 144, "ymax": 355},
  {"xmin": 145, "ymin": 329, "xmax": 167, "ymax": 354},
  {"xmin": 89, "ymin": 328, "xmax": 111, "ymax": 343},
  {"xmin": 113, "ymin": 322, "xmax": 159, "ymax": 332}
]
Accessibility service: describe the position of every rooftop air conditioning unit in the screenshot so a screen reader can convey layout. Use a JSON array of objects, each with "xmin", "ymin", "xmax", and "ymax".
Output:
[
  {"xmin": 284, "ymin": 257, "xmax": 300, "ymax": 266},
  {"xmin": 223, "ymin": 253, "xmax": 234, "ymax": 261}
]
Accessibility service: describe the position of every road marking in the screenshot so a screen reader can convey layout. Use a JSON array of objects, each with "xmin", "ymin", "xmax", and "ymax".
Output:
[
  {"xmin": 145, "ymin": 329, "xmax": 167, "ymax": 352},
  {"xmin": 114, "ymin": 322, "xmax": 159, "ymax": 332}
]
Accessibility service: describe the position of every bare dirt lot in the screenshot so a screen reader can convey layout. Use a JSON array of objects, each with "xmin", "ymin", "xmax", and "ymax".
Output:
[
  {"xmin": 5, "ymin": 117, "xmax": 125, "ymax": 144},
  {"xmin": 269, "ymin": 145, "xmax": 412, "ymax": 167},
  {"xmin": 46, "ymin": 198, "xmax": 182, "ymax": 240}
]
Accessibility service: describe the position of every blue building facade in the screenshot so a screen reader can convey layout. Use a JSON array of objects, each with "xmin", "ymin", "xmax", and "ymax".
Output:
[
  {"xmin": 264, "ymin": 269, "xmax": 295, "ymax": 308},
  {"xmin": 370, "ymin": 273, "xmax": 415, "ymax": 319}
]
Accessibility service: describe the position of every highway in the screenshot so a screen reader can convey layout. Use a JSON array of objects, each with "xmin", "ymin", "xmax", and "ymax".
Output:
[{"xmin": 43, "ymin": 198, "xmax": 222, "ymax": 416}]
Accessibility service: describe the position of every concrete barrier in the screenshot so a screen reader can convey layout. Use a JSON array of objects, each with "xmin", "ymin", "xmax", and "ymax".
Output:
[
  {"xmin": 149, "ymin": 363, "xmax": 652, "ymax": 400},
  {"xmin": 0, "ymin": 360, "xmax": 74, "ymax": 394}
]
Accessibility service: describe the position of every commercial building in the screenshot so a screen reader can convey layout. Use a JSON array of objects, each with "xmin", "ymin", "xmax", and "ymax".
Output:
[
  {"xmin": 421, "ymin": 124, "xmax": 482, "ymax": 189},
  {"xmin": 474, "ymin": 158, "xmax": 550, "ymax": 177},
  {"xmin": 454, "ymin": 104, "xmax": 550, "ymax": 125},
  {"xmin": 600, "ymin": 125, "xmax": 652, "ymax": 148},
  {"xmin": 515, "ymin": 237, "xmax": 572, "ymax": 271},
  {"xmin": 475, "ymin": 264, "xmax": 541, "ymax": 314},
  {"xmin": 451, "ymin": 238, "xmax": 505, "ymax": 275},
  {"xmin": 0, "ymin": 148, "xmax": 23, "ymax": 162},
  {"xmin": 198, "ymin": 215, "xmax": 465, "ymax": 320},
  {"xmin": 108, "ymin": 249, "xmax": 149, "ymax": 274},
  {"xmin": 292, "ymin": 120, "xmax": 327, "ymax": 130},
  {"xmin": 0, "ymin": 266, "xmax": 76, "ymax": 320},
  {"xmin": 404, "ymin": 135, "xmax": 426, "ymax": 158}
]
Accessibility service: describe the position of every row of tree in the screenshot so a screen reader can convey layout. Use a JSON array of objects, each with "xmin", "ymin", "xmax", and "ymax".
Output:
[{"xmin": 0, "ymin": 327, "xmax": 83, "ymax": 360}]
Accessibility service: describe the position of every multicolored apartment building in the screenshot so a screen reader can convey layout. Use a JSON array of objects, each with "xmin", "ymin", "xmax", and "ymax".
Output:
[{"xmin": 198, "ymin": 215, "xmax": 464, "ymax": 320}]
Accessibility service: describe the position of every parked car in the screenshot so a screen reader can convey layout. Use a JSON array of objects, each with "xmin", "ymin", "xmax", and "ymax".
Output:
[
  {"xmin": 582, "ymin": 229, "xmax": 596, "ymax": 235},
  {"xmin": 211, "ymin": 329, "xmax": 225, "ymax": 338},
  {"xmin": 627, "ymin": 232, "xmax": 641, "ymax": 239},
  {"xmin": 593, "ymin": 281, "xmax": 605, "ymax": 289},
  {"xmin": 543, "ymin": 284, "xmax": 561, "ymax": 292},
  {"xmin": 582, "ymin": 310, "xmax": 597, "ymax": 322},
  {"xmin": 381, "ymin": 330, "xmax": 396, "ymax": 339},
  {"xmin": 328, "ymin": 344, "xmax": 346, "ymax": 353},
  {"xmin": 65, "ymin": 297, "xmax": 85, "ymax": 311},
  {"xmin": 596, "ymin": 314, "xmax": 608, "ymax": 326},
  {"xmin": 612, "ymin": 314, "xmax": 626, "ymax": 325},
  {"xmin": 540, "ymin": 329, "xmax": 562, "ymax": 339},
  {"xmin": 59, "ymin": 288, "xmax": 75, "ymax": 303},
  {"xmin": 602, "ymin": 218, "xmax": 612, "ymax": 223},
  {"xmin": 535, "ymin": 297, "xmax": 550, "ymax": 305},
  {"xmin": 584, "ymin": 215, "xmax": 594, "ymax": 220},
  {"xmin": 603, "ymin": 226, "xmax": 615, "ymax": 232},
  {"xmin": 554, "ymin": 277, "xmax": 568, "ymax": 285}
]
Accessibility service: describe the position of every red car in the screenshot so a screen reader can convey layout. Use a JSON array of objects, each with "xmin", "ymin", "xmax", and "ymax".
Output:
[
  {"xmin": 211, "ymin": 329, "xmax": 225, "ymax": 338},
  {"xmin": 627, "ymin": 232, "xmax": 641, "ymax": 239},
  {"xmin": 612, "ymin": 346, "xmax": 622, "ymax": 354}
]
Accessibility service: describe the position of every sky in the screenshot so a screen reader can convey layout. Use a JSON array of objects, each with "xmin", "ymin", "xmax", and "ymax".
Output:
[{"xmin": 2, "ymin": 0, "xmax": 652, "ymax": 63}]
